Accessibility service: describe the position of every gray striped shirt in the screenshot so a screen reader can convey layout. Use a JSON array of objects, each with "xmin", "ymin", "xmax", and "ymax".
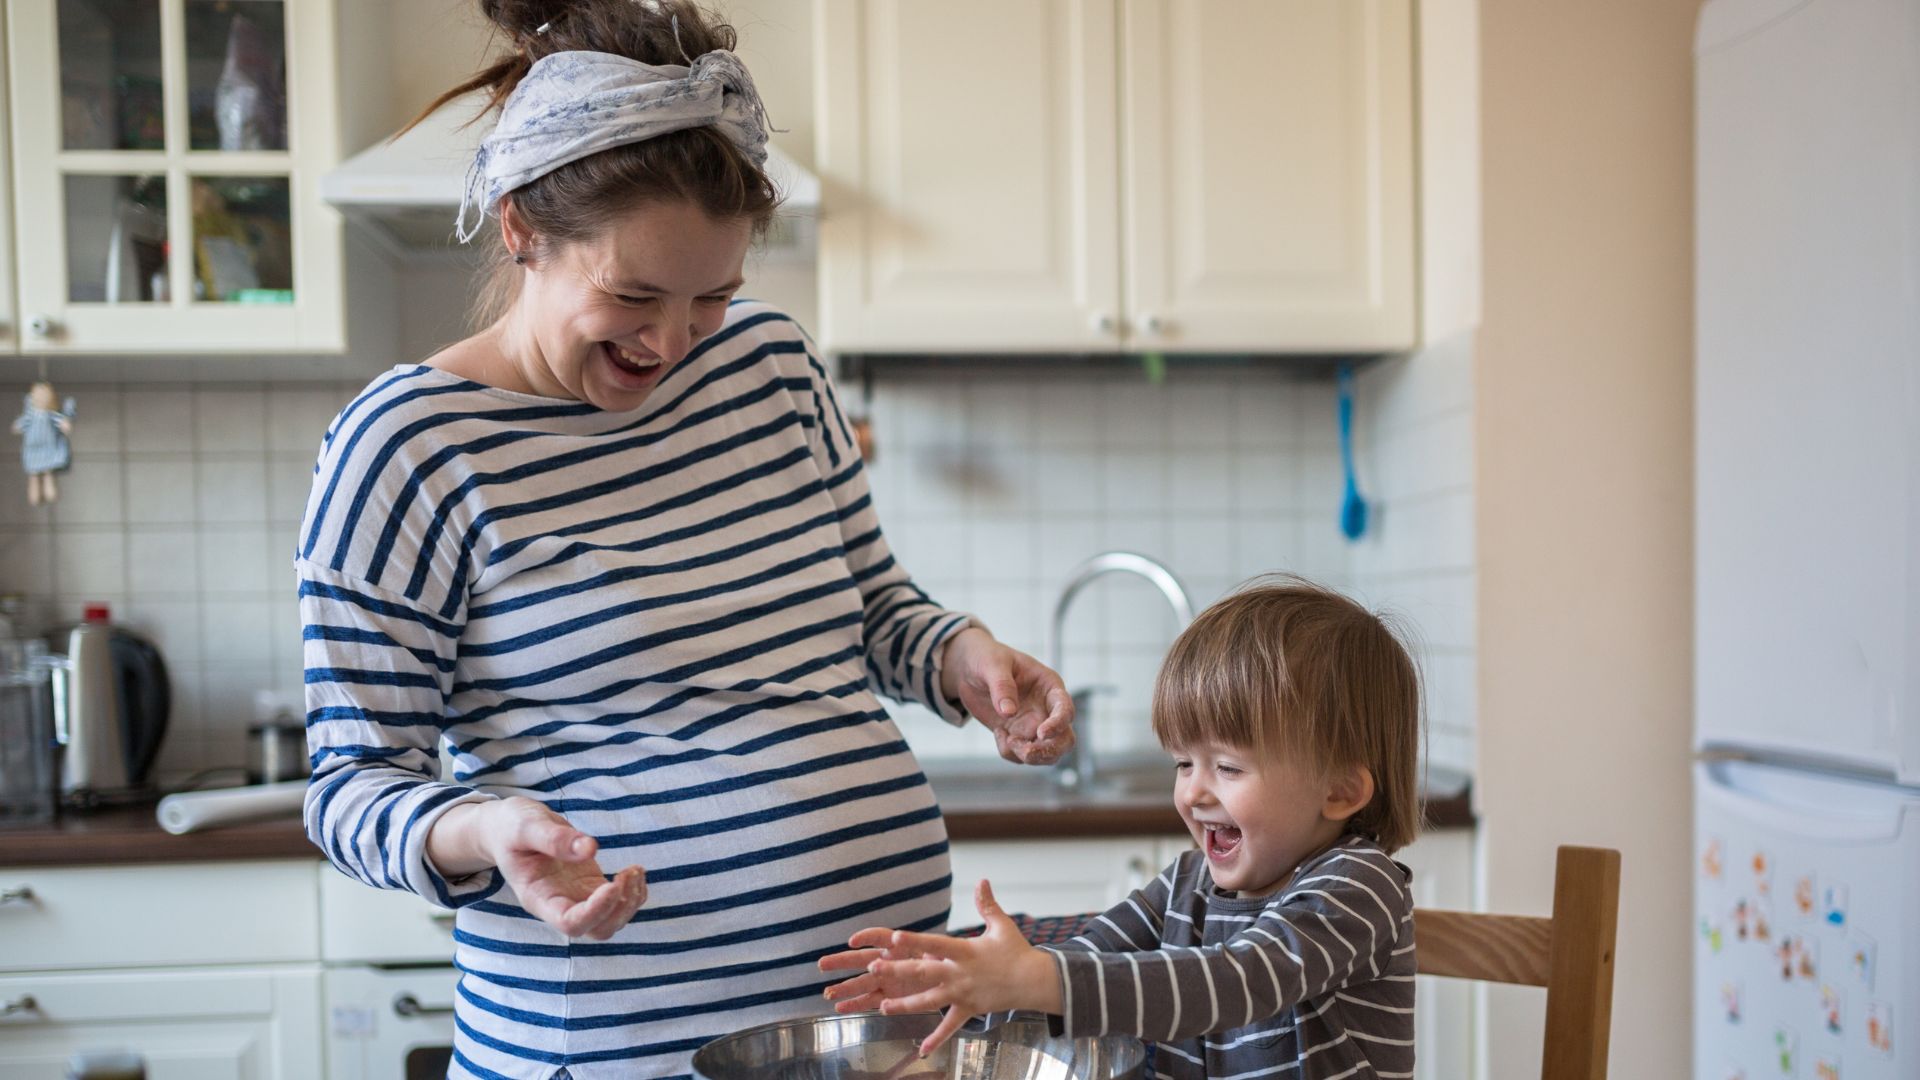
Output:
[{"xmin": 1032, "ymin": 836, "xmax": 1414, "ymax": 1080}]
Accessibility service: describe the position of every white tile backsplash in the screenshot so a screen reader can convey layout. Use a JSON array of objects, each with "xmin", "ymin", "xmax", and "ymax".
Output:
[
  {"xmin": 192, "ymin": 389, "xmax": 267, "ymax": 452},
  {"xmin": 195, "ymin": 459, "xmax": 270, "ymax": 524},
  {"xmin": 0, "ymin": 381, "xmax": 357, "ymax": 782},
  {"xmin": 198, "ymin": 525, "xmax": 277, "ymax": 594},
  {"xmin": 124, "ymin": 460, "xmax": 199, "ymax": 525},
  {"xmin": 48, "ymin": 457, "xmax": 124, "ymax": 526},
  {"xmin": 1351, "ymin": 334, "xmax": 1479, "ymax": 774},
  {"xmin": 53, "ymin": 530, "xmax": 127, "ymax": 596},
  {"xmin": 121, "ymin": 390, "xmax": 196, "ymax": 452},
  {"xmin": 126, "ymin": 529, "xmax": 200, "ymax": 596}
]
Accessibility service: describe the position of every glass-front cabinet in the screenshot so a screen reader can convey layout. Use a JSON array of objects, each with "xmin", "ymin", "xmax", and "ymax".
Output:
[{"xmin": 7, "ymin": 0, "xmax": 349, "ymax": 352}]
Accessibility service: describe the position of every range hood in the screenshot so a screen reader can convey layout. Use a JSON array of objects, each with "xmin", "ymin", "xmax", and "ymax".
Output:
[{"xmin": 320, "ymin": 94, "xmax": 820, "ymax": 258}]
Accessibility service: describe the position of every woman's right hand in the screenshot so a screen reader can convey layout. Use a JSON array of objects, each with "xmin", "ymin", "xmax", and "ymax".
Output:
[{"xmin": 438, "ymin": 796, "xmax": 647, "ymax": 940}]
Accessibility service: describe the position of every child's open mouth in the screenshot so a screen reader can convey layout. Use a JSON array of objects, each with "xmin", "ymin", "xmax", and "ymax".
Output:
[{"xmin": 1204, "ymin": 824, "xmax": 1243, "ymax": 861}]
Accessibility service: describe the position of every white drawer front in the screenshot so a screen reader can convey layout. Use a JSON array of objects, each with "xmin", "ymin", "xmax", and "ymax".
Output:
[
  {"xmin": 0, "ymin": 966, "xmax": 323, "ymax": 1080},
  {"xmin": 318, "ymin": 869, "xmax": 455, "ymax": 964},
  {"xmin": 0, "ymin": 862, "xmax": 319, "ymax": 973}
]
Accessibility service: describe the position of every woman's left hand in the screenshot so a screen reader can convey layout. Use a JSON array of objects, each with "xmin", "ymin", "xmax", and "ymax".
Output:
[{"xmin": 939, "ymin": 628, "xmax": 1075, "ymax": 765}]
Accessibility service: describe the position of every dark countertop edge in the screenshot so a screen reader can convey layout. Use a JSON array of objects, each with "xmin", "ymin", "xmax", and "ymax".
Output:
[{"xmin": 0, "ymin": 790, "xmax": 1473, "ymax": 868}]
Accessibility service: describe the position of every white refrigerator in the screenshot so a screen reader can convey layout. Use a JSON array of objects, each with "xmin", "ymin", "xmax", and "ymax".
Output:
[{"xmin": 1694, "ymin": 1, "xmax": 1920, "ymax": 1078}]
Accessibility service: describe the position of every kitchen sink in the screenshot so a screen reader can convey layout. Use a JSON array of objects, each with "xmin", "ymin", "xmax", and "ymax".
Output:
[{"xmin": 920, "ymin": 753, "xmax": 1174, "ymax": 813}]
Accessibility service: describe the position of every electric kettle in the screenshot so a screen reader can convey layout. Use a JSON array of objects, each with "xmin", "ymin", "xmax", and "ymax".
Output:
[{"xmin": 48, "ymin": 604, "xmax": 170, "ymax": 807}]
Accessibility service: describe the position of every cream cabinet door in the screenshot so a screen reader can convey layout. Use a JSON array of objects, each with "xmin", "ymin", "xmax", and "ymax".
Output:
[
  {"xmin": 1119, "ymin": 0, "xmax": 1417, "ymax": 352},
  {"xmin": 0, "ymin": 967, "xmax": 324, "ymax": 1080},
  {"xmin": 814, "ymin": 0, "xmax": 1123, "ymax": 353},
  {"xmin": 7, "ymin": 0, "xmax": 348, "ymax": 354}
]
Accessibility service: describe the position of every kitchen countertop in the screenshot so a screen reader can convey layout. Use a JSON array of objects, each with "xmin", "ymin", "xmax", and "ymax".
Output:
[{"xmin": 0, "ymin": 767, "xmax": 1473, "ymax": 868}]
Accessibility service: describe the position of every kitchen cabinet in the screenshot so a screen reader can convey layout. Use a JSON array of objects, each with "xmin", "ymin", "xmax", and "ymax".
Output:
[
  {"xmin": 813, "ymin": 0, "xmax": 1416, "ymax": 354},
  {"xmin": 2, "ymin": 0, "xmax": 386, "ymax": 354},
  {"xmin": 317, "ymin": 863, "xmax": 454, "ymax": 965},
  {"xmin": 946, "ymin": 835, "xmax": 1172, "ymax": 926},
  {"xmin": 321, "ymin": 966, "xmax": 456, "ymax": 1080},
  {"xmin": 0, "ymin": 860, "xmax": 323, "ymax": 1080},
  {"xmin": 0, "ymin": 860, "xmax": 319, "ymax": 971},
  {"xmin": 1396, "ymin": 826, "xmax": 1474, "ymax": 1080},
  {"xmin": 0, "ymin": 967, "xmax": 324, "ymax": 1080}
]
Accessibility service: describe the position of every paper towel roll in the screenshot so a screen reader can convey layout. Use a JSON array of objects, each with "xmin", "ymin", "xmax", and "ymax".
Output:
[{"xmin": 156, "ymin": 781, "xmax": 308, "ymax": 835}]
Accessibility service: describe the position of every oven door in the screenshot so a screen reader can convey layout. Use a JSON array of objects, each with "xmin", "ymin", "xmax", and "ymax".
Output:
[{"xmin": 325, "ymin": 965, "xmax": 458, "ymax": 1080}]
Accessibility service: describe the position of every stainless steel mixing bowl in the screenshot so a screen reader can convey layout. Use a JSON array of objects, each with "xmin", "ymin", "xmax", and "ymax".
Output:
[{"xmin": 691, "ymin": 1013, "xmax": 1146, "ymax": 1080}]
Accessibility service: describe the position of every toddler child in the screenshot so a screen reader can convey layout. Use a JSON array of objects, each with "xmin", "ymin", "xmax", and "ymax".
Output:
[{"xmin": 821, "ymin": 576, "xmax": 1425, "ymax": 1079}]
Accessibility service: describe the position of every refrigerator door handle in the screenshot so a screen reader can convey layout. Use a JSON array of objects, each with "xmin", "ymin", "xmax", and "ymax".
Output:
[{"xmin": 1699, "ymin": 761, "xmax": 1907, "ymax": 843}]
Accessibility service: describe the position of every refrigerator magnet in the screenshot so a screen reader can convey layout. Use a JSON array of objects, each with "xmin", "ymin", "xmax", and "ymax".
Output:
[
  {"xmin": 1820, "ymin": 883, "xmax": 1847, "ymax": 929},
  {"xmin": 1733, "ymin": 897, "xmax": 1753, "ymax": 942},
  {"xmin": 1753, "ymin": 900, "xmax": 1773, "ymax": 943},
  {"xmin": 1819, "ymin": 984, "xmax": 1841, "ymax": 1035},
  {"xmin": 1703, "ymin": 836, "xmax": 1725, "ymax": 881},
  {"xmin": 1865, "ymin": 1001, "xmax": 1892, "ymax": 1055},
  {"xmin": 1776, "ymin": 937, "xmax": 1796, "ymax": 981},
  {"xmin": 1723, "ymin": 1067, "xmax": 1746, "ymax": 1080},
  {"xmin": 1752, "ymin": 849, "xmax": 1773, "ymax": 896},
  {"xmin": 1813, "ymin": 1060, "xmax": 1838, "ymax": 1080},
  {"xmin": 1722, "ymin": 980, "xmax": 1742, "ymax": 1023},
  {"xmin": 1845, "ymin": 933, "xmax": 1874, "ymax": 991},
  {"xmin": 1702, "ymin": 915, "xmax": 1725, "ymax": 955},
  {"xmin": 1796, "ymin": 935, "xmax": 1820, "ymax": 982},
  {"xmin": 1794, "ymin": 874, "xmax": 1818, "ymax": 919},
  {"xmin": 1774, "ymin": 1027, "xmax": 1798, "ymax": 1075}
]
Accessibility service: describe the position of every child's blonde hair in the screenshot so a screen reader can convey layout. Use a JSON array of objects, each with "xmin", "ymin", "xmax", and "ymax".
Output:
[{"xmin": 1150, "ymin": 575, "xmax": 1425, "ymax": 852}]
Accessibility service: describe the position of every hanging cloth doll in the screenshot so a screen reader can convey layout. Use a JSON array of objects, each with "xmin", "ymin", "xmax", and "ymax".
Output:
[{"xmin": 12, "ymin": 381, "xmax": 75, "ymax": 506}]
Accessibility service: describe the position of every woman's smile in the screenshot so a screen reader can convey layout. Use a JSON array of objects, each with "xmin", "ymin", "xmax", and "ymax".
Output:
[{"xmin": 600, "ymin": 340, "xmax": 670, "ymax": 392}]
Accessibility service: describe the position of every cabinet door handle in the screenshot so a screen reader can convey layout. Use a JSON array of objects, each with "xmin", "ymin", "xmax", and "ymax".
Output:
[
  {"xmin": 0, "ymin": 886, "xmax": 34, "ymax": 907},
  {"xmin": 1090, "ymin": 311, "xmax": 1117, "ymax": 335},
  {"xmin": 392, "ymin": 993, "xmax": 455, "ymax": 1019},
  {"xmin": 26, "ymin": 315, "xmax": 58, "ymax": 339},
  {"xmin": 1, "ymin": 995, "xmax": 36, "ymax": 1017},
  {"xmin": 1140, "ymin": 313, "xmax": 1167, "ymax": 336}
]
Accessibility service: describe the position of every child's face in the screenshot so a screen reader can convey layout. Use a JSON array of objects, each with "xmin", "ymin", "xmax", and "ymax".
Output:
[{"xmin": 1169, "ymin": 740, "xmax": 1350, "ymax": 898}]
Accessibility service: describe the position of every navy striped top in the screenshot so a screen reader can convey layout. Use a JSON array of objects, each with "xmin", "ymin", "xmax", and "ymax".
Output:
[{"xmin": 299, "ymin": 302, "xmax": 972, "ymax": 1080}]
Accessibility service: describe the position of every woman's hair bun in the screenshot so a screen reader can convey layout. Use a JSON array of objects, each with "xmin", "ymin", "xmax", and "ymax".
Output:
[{"xmin": 480, "ymin": 0, "xmax": 577, "ymax": 39}]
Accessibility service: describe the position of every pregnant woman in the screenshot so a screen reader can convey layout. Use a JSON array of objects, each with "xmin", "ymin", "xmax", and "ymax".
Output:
[{"xmin": 298, "ymin": 3, "xmax": 1073, "ymax": 1078}]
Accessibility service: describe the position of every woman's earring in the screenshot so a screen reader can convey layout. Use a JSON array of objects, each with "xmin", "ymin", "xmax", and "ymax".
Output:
[{"xmin": 513, "ymin": 251, "xmax": 527, "ymax": 265}]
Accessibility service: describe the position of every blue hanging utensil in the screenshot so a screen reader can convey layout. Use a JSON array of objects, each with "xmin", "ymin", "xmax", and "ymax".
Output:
[{"xmin": 1337, "ymin": 365, "xmax": 1368, "ymax": 541}]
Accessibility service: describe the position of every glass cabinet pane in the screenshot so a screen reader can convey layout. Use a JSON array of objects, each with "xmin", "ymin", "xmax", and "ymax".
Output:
[
  {"xmin": 191, "ymin": 176, "xmax": 292, "ymax": 302},
  {"xmin": 186, "ymin": 0, "xmax": 288, "ymax": 151},
  {"xmin": 58, "ymin": 0, "xmax": 165, "ymax": 151},
  {"xmin": 64, "ymin": 175, "xmax": 169, "ymax": 303}
]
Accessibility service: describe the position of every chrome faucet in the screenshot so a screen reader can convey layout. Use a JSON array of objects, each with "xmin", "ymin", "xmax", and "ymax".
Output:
[{"xmin": 1048, "ymin": 552, "xmax": 1194, "ymax": 791}]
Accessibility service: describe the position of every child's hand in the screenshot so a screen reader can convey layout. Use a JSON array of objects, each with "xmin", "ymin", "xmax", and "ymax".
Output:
[
  {"xmin": 819, "ymin": 930, "xmax": 933, "ymax": 1015},
  {"xmin": 818, "ymin": 881, "xmax": 1063, "ymax": 1057}
]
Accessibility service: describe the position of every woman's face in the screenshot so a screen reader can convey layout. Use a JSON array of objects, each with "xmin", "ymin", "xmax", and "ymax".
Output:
[{"xmin": 510, "ymin": 199, "xmax": 752, "ymax": 412}]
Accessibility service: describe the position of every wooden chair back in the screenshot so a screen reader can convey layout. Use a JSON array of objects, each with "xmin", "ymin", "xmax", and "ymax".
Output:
[{"xmin": 1413, "ymin": 845, "xmax": 1622, "ymax": 1080}]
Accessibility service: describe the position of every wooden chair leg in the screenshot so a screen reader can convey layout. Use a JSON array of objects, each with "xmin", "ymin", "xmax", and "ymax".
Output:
[{"xmin": 1540, "ymin": 846, "xmax": 1622, "ymax": 1080}]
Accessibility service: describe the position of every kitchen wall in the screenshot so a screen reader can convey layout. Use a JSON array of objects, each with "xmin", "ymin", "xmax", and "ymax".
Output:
[{"xmin": 1476, "ymin": 0, "xmax": 1698, "ymax": 1075}]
